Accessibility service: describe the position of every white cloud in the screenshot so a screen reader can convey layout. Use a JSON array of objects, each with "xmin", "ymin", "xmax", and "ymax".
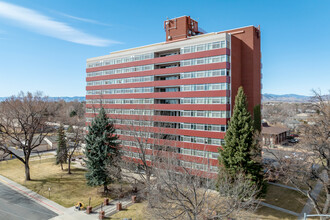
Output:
[
  {"xmin": 0, "ymin": 1, "xmax": 119, "ymax": 46},
  {"xmin": 56, "ymin": 12, "xmax": 112, "ymax": 27}
]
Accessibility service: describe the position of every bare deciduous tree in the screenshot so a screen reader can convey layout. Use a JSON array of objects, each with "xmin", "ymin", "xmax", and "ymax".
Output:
[
  {"xmin": 0, "ymin": 92, "xmax": 52, "ymax": 180},
  {"xmin": 53, "ymin": 98, "xmax": 86, "ymax": 174},
  {"xmin": 99, "ymin": 105, "xmax": 259, "ymax": 219},
  {"xmin": 147, "ymin": 156, "xmax": 259, "ymax": 220},
  {"xmin": 117, "ymin": 109, "xmax": 173, "ymax": 202},
  {"xmin": 48, "ymin": 99, "xmax": 85, "ymax": 121},
  {"xmin": 265, "ymin": 90, "xmax": 330, "ymax": 216},
  {"xmin": 66, "ymin": 117, "xmax": 85, "ymax": 175},
  {"xmin": 262, "ymin": 102, "xmax": 295, "ymax": 125},
  {"xmin": 0, "ymin": 148, "xmax": 9, "ymax": 161},
  {"xmin": 120, "ymin": 117, "xmax": 155, "ymax": 187}
]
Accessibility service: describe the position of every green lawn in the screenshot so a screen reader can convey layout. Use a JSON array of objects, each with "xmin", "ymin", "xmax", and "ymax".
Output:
[{"xmin": 0, "ymin": 157, "xmax": 106, "ymax": 208}]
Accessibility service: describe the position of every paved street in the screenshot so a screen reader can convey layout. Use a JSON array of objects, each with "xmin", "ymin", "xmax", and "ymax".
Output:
[
  {"xmin": 1, "ymin": 147, "xmax": 56, "ymax": 162},
  {"xmin": 7, "ymin": 147, "xmax": 41, "ymax": 158},
  {"xmin": 262, "ymin": 147, "xmax": 306, "ymax": 161},
  {"xmin": 0, "ymin": 182, "xmax": 57, "ymax": 220}
]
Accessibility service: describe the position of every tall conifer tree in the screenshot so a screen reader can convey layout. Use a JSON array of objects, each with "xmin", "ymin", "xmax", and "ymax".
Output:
[
  {"xmin": 253, "ymin": 104, "xmax": 262, "ymax": 133},
  {"xmin": 218, "ymin": 87, "xmax": 264, "ymax": 192},
  {"xmin": 84, "ymin": 108, "xmax": 120, "ymax": 192},
  {"xmin": 56, "ymin": 125, "xmax": 68, "ymax": 170}
]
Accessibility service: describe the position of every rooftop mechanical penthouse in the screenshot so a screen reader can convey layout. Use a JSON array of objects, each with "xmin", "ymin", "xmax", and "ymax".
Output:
[{"xmin": 85, "ymin": 16, "xmax": 261, "ymax": 177}]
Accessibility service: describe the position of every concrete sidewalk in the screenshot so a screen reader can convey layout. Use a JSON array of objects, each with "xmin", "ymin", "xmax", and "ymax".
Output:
[
  {"xmin": 95, "ymin": 197, "xmax": 133, "ymax": 217},
  {"xmin": 0, "ymin": 157, "xmax": 134, "ymax": 220},
  {"xmin": 0, "ymin": 153, "xmax": 136, "ymax": 220},
  {"xmin": 0, "ymin": 174, "xmax": 67, "ymax": 215},
  {"xmin": 298, "ymin": 170, "xmax": 328, "ymax": 219},
  {"xmin": 0, "ymin": 174, "xmax": 101, "ymax": 219},
  {"xmin": 0, "ymin": 181, "xmax": 57, "ymax": 219},
  {"xmin": 260, "ymin": 201, "xmax": 299, "ymax": 217},
  {"xmin": 50, "ymin": 197, "xmax": 133, "ymax": 219},
  {"xmin": 268, "ymin": 181, "xmax": 306, "ymax": 192},
  {"xmin": 49, "ymin": 207, "xmax": 99, "ymax": 220}
]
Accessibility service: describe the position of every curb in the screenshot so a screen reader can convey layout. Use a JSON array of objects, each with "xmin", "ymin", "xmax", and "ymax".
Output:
[{"xmin": 0, "ymin": 174, "xmax": 67, "ymax": 215}]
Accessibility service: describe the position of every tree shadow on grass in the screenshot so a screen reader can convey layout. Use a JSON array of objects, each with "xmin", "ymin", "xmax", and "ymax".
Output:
[{"xmin": 28, "ymin": 175, "xmax": 84, "ymax": 183}]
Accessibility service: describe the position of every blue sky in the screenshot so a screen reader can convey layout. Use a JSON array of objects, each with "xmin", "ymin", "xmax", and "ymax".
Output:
[{"xmin": 0, "ymin": 0, "xmax": 329, "ymax": 97}]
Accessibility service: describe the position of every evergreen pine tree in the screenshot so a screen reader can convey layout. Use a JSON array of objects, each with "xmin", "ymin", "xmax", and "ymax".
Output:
[
  {"xmin": 253, "ymin": 104, "xmax": 261, "ymax": 132},
  {"xmin": 218, "ymin": 87, "xmax": 265, "ymax": 193},
  {"xmin": 84, "ymin": 107, "xmax": 120, "ymax": 192},
  {"xmin": 70, "ymin": 110, "xmax": 77, "ymax": 117},
  {"xmin": 56, "ymin": 125, "xmax": 68, "ymax": 170},
  {"xmin": 252, "ymin": 104, "xmax": 262, "ymax": 163}
]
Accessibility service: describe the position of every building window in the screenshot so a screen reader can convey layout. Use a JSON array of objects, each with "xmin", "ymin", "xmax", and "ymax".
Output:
[
  {"xmin": 180, "ymin": 55, "xmax": 228, "ymax": 67},
  {"xmin": 180, "ymin": 40, "xmax": 228, "ymax": 54},
  {"xmin": 87, "ymin": 53, "xmax": 154, "ymax": 68}
]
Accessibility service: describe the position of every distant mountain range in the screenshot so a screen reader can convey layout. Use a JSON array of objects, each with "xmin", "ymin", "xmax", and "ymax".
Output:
[
  {"xmin": 47, "ymin": 96, "xmax": 86, "ymax": 102},
  {"xmin": 0, "ymin": 96, "xmax": 86, "ymax": 102},
  {"xmin": 262, "ymin": 93, "xmax": 311, "ymax": 103},
  {"xmin": 0, "ymin": 94, "xmax": 312, "ymax": 103}
]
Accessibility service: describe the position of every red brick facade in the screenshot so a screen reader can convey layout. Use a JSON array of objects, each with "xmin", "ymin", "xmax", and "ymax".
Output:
[{"xmin": 85, "ymin": 16, "xmax": 261, "ymax": 177}]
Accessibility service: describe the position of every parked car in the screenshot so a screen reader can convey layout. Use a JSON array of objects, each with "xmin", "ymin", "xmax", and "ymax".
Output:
[
  {"xmin": 263, "ymin": 158, "xmax": 277, "ymax": 165},
  {"xmin": 288, "ymin": 139, "xmax": 299, "ymax": 143}
]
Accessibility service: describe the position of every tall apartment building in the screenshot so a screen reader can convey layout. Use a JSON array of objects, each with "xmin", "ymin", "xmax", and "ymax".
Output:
[{"xmin": 85, "ymin": 16, "xmax": 261, "ymax": 177}]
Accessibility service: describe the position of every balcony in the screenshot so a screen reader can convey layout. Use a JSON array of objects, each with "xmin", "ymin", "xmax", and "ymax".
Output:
[
  {"xmin": 154, "ymin": 61, "xmax": 180, "ymax": 69},
  {"xmin": 154, "ymin": 87, "xmax": 180, "ymax": 93},
  {"xmin": 154, "ymin": 110, "xmax": 180, "ymax": 117},
  {"xmin": 154, "ymin": 49, "xmax": 180, "ymax": 58},
  {"xmin": 154, "ymin": 99, "xmax": 180, "ymax": 104},
  {"xmin": 154, "ymin": 74, "xmax": 180, "ymax": 81},
  {"xmin": 154, "ymin": 121, "xmax": 180, "ymax": 129}
]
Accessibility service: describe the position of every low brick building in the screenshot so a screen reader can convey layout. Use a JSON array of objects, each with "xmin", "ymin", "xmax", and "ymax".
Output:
[{"xmin": 262, "ymin": 122, "xmax": 290, "ymax": 146}]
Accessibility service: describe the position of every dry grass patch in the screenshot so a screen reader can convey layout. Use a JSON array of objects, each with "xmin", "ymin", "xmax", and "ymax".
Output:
[
  {"xmin": 0, "ymin": 158, "xmax": 105, "ymax": 208},
  {"xmin": 109, "ymin": 202, "xmax": 298, "ymax": 220},
  {"xmin": 262, "ymin": 184, "xmax": 307, "ymax": 213},
  {"xmin": 276, "ymin": 180, "xmax": 317, "ymax": 191},
  {"xmin": 107, "ymin": 184, "xmax": 309, "ymax": 220},
  {"xmin": 247, "ymin": 206, "xmax": 296, "ymax": 219},
  {"xmin": 110, "ymin": 202, "xmax": 146, "ymax": 220},
  {"xmin": 30, "ymin": 153, "xmax": 55, "ymax": 159}
]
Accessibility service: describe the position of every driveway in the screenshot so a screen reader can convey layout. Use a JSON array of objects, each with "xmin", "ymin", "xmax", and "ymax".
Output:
[{"xmin": 0, "ymin": 182, "xmax": 57, "ymax": 220}]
